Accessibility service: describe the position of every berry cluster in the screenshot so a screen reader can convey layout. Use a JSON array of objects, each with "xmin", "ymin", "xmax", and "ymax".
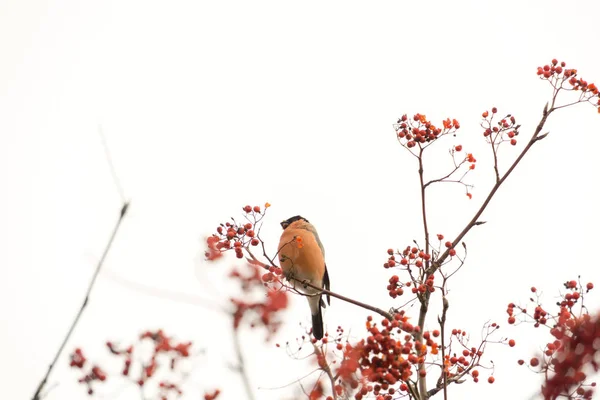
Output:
[
  {"xmin": 105, "ymin": 341, "xmax": 133, "ymax": 375},
  {"xmin": 384, "ymin": 246, "xmax": 432, "ymax": 270},
  {"xmin": 138, "ymin": 329, "xmax": 192, "ymax": 382},
  {"xmin": 394, "ymin": 114, "xmax": 460, "ymax": 149},
  {"xmin": 205, "ymin": 203, "xmax": 270, "ymax": 261},
  {"xmin": 158, "ymin": 381, "xmax": 183, "ymax": 398},
  {"xmin": 509, "ymin": 279, "xmax": 598, "ymax": 399},
  {"xmin": 68, "ymin": 349, "xmax": 107, "ymax": 395},
  {"xmin": 231, "ymin": 289, "xmax": 288, "ymax": 338},
  {"xmin": 384, "ymin": 246, "xmax": 436, "ymax": 299},
  {"xmin": 537, "ymin": 59, "xmax": 600, "ymax": 113},
  {"xmin": 386, "ymin": 275, "xmax": 435, "ymax": 299},
  {"xmin": 445, "ymin": 327, "xmax": 485, "ymax": 381},
  {"xmin": 481, "ymin": 107, "xmax": 521, "ymax": 146},
  {"xmin": 335, "ymin": 313, "xmax": 453, "ymax": 400},
  {"xmin": 229, "ymin": 263, "xmax": 288, "ymax": 339},
  {"xmin": 69, "ymin": 330, "xmax": 194, "ymax": 398}
]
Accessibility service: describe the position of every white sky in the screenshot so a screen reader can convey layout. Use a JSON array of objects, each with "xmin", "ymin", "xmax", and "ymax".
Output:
[{"xmin": 1, "ymin": 0, "xmax": 600, "ymax": 399}]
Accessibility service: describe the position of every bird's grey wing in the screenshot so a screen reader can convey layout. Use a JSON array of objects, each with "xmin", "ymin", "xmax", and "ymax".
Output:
[{"xmin": 307, "ymin": 225, "xmax": 325, "ymax": 257}]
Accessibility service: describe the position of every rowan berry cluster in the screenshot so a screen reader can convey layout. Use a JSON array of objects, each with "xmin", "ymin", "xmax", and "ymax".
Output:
[
  {"xmin": 481, "ymin": 107, "xmax": 521, "ymax": 146},
  {"xmin": 205, "ymin": 203, "xmax": 270, "ymax": 261},
  {"xmin": 69, "ymin": 330, "xmax": 194, "ymax": 398},
  {"xmin": 509, "ymin": 279, "xmax": 598, "ymax": 399},
  {"xmin": 537, "ymin": 59, "xmax": 600, "ymax": 113},
  {"xmin": 231, "ymin": 289, "xmax": 288, "ymax": 338},
  {"xmin": 341, "ymin": 313, "xmax": 419, "ymax": 400},
  {"xmin": 442, "ymin": 323, "xmax": 504, "ymax": 384},
  {"xmin": 69, "ymin": 349, "xmax": 107, "ymax": 395},
  {"xmin": 394, "ymin": 114, "xmax": 460, "ymax": 150},
  {"xmin": 383, "ymin": 246, "xmax": 436, "ymax": 299},
  {"xmin": 383, "ymin": 246, "xmax": 432, "ymax": 270},
  {"xmin": 229, "ymin": 261, "xmax": 288, "ymax": 339},
  {"xmin": 138, "ymin": 329, "xmax": 192, "ymax": 380}
]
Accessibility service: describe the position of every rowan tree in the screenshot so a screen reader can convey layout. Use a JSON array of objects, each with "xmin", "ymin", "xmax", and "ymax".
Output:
[
  {"xmin": 32, "ymin": 59, "xmax": 599, "ymax": 400},
  {"xmin": 202, "ymin": 59, "xmax": 599, "ymax": 400}
]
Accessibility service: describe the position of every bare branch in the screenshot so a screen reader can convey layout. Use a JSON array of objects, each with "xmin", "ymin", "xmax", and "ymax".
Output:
[
  {"xmin": 32, "ymin": 202, "xmax": 130, "ymax": 400},
  {"xmin": 233, "ymin": 329, "xmax": 256, "ymax": 400},
  {"xmin": 245, "ymin": 249, "xmax": 394, "ymax": 321}
]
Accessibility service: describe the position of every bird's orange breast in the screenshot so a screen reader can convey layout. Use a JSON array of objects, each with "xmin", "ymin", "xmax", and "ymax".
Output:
[{"xmin": 278, "ymin": 227, "xmax": 325, "ymax": 285}]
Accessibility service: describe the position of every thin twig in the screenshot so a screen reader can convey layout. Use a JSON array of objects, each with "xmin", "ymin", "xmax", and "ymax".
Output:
[
  {"xmin": 233, "ymin": 329, "xmax": 256, "ymax": 400},
  {"xmin": 439, "ymin": 296, "xmax": 449, "ymax": 400},
  {"xmin": 32, "ymin": 202, "xmax": 130, "ymax": 400},
  {"xmin": 313, "ymin": 344, "xmax": 338, "ymax": 400},
  {"xmin": 98, "ymin": 125, "xmax": 126, "ymax": 203},
  {"xmin": 433, "ymin": 103, "xmax": 554, "ymax": 273},
  {"xmin": 424, "ymin": 159, "xmax": 465, "ymax": 188}
]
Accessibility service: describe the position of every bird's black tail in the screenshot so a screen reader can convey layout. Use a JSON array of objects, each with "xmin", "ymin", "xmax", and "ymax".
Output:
[{"xmin": 312, "ymin": 306, "xmax": 324, "ymax": 340}]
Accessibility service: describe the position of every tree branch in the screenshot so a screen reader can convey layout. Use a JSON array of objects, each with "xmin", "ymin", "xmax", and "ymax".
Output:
[
  {"xmin": 31, "ymin": 202, "xmax": 129, "ymax": 400},
  {"xmin": 432, "ymin": 103, "xmax": 554, "ymax": 273},
  {"xmin": 233, "ymin": 328, "xmax": 256, "ymax": 400},
  {"xmin": 245, "ymin": 250, "xmax": 394, "ymax": 321}
]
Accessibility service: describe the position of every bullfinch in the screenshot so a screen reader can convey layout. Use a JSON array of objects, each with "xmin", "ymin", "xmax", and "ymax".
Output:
[{"xmin": 278, "ymin": 216, "xmax": 330, "ymax": 339}]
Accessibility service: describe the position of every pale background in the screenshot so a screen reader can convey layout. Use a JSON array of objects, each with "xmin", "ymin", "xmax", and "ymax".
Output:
[{"xmin": 1, "ymin": 0, "xmax": 600, "ymax": 399}]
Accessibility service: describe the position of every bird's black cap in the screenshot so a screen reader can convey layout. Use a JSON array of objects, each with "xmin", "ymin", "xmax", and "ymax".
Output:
[{"xmin": 281, "ymin": 215, "xmax": 308, "ymax": 229}]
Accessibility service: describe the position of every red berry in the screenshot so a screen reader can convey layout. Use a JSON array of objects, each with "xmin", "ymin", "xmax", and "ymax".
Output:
[
  {"xmin": 449, "ymin": 249, "xmax": 456, "ymax": 256},
  {"xmin": 530, "ymin": 357, "xmax": 540, "ymax": 367},
  {"xmin": 243, "ymin": 205, "xmax": 252, "ymax": 213},
  {"xmin": 445, "ymin": 241, "xmax": 452, "ymax": 248},
  {"xmin": 587, "ymin": 282, "xmax": 594, "ymax": 290},
  {"xmin": 488, "ymin": 376, "xmax": 495, "ymax": 384},
  {"xmin": 251, "ymin": 238, "xmax": 260, "ymax": 246},
  {"xmin": 253, "ymin": 206, "xmax": 261, "ymax": 212},
  {"xmin": 455, "ymin": 145, "xmax": 463, "ymax": 152},
  {"xmin": 508, "ymin": 339, "xmax": 515, "ymax": 347},
  {"xmin": 387, "ymin": 248, "xmax": 394, "ymax": 255},
  {"xmin": 437, "ymin": 234, "xmax": 444, "ymax": 240},
  {"xmin": 510, "ymin": 139, "xmax": 517, "ymax": 146}
]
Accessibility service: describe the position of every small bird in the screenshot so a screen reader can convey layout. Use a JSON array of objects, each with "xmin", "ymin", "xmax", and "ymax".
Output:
[{"xmin": 278, "ymin": 215, "xmax": 330, "ymax": 339}]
